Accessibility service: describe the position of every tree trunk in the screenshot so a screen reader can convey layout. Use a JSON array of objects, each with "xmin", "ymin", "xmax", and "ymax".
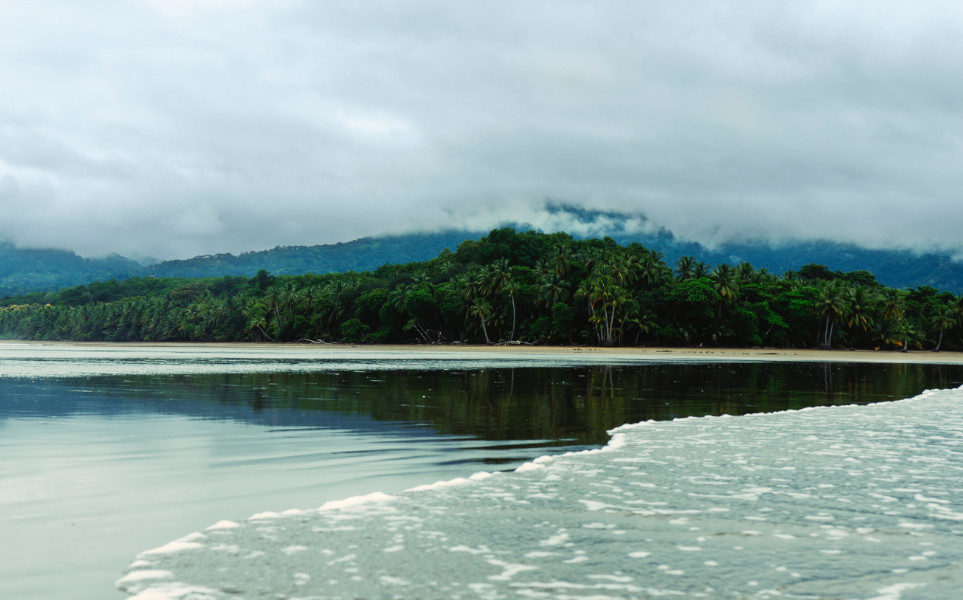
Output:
[
  {"xmin": 257, "ymin": 325, "xmax": 276, "ymax": 342},
  {"xmin": 479, "ymin": 314, "xmax": 491, "ymax": 344},
  {"xmin": 509, "ymin": 293, "xmax": 516, "ymax": 342},
  {"xmin": 414, "ymin": 321, "xmax": 431, "ymax": 344}
]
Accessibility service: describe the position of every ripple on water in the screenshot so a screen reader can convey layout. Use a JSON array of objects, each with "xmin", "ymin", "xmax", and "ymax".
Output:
[{"xmin": 119, "ymin": 387, "xmax": 963, "ymax": 599}]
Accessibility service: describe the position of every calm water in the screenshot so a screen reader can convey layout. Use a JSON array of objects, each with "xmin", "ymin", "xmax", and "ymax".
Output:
[{"xmin": 1, "ymin": 344, "xmax": 961, "ymax": 600}]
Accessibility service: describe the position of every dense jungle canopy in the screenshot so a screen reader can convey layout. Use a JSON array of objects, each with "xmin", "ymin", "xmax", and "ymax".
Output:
[{"xmin": 1, "ymin": 228, "xmax": 961, "ymax": 351}]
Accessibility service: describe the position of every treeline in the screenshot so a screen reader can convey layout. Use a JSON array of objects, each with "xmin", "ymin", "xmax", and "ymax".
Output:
[{"xmin": 1, "ymin": 228, "xmax": 961, "ymax": 351}]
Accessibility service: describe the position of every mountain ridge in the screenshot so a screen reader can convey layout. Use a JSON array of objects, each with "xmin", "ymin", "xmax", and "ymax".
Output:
[{"xmin": 2, "ymin": 208, "xmax": 962, "ymax": 297}]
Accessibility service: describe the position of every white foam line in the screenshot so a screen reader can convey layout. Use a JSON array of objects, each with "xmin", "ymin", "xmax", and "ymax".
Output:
[{"xmin": 318, "ymin": 491, "xmax": 397, "ymax": 511}]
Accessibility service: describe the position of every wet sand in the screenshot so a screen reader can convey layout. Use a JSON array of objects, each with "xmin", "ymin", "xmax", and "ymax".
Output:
[
  {"xmin": 5, "ymin": 339, "xmax": 963, "ymax": 364},
  {"xmin": 343, "ymin": 343, "xmax": 963, "ymax": 364}
]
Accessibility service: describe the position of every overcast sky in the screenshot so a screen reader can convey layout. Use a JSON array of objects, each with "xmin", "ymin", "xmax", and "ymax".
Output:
[{"xmin": 2, "ymin": 1, "xmax": 962, "ymax": 260}]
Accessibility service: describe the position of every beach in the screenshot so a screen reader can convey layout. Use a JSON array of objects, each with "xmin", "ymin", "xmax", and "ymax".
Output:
[{"xmin": 6, "ymin": 339, "xmax": 963, "ymax": 365}]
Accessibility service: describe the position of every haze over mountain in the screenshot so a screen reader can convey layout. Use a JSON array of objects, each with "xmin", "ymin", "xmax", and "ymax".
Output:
[
  {"xmin": 2, "ymin": 206, "xmax": 963, "ymax": 298},
  {"xmin": 2, "ymin": 3, "xmax": 963, "ymax": 262}
]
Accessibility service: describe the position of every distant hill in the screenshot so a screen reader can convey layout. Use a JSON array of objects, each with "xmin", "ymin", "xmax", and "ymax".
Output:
[
  {"xmin": 137, "ymin": 230, "xmax": 480, "ymax": 279},
  {"xmin": 0, "ymin": 232, "xmax": 485, "ymax": 299},
  {"xmin": 0, "ymin": 243, "xmax": 142, "ymax": 298},
  {"xmin": 2, "ymin": 207, "xmax": 963, "ymax": 298}
]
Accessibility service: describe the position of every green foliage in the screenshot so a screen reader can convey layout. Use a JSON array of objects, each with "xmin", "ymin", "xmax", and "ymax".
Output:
[
  {"xmin": 1, "ymin": 228, "xmax": 962, "ymax": 352},
  {"xmin": 339, "ymin": 318, "xmax": 371, "ymax": 343}
]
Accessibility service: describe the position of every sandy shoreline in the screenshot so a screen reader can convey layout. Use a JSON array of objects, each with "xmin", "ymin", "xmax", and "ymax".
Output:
[{"xmin": 3, "ymin": 339, "xmax": 963, "ymax": 364}]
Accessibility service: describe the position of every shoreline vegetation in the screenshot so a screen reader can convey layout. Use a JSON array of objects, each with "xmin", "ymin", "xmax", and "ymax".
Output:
[{"xmin": 2, "ymin": 228, "xmax": 963, "ymax": 352}]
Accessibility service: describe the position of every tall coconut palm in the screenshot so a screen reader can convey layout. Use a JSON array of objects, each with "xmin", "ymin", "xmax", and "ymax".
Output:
[
  {"xmin": 603, "ymin": 254, "xmax": 637, "ymax": 289},
  {"xmin": 931, "ymin": 308, "xmax": 956, "ymax": 351},
  {"xmin": 242, "ymin": 299, "xmax": 274, "ymax": 342},
  {"xmin": 549, "ymin": 244, "xmax": 572, "ymax": 276},
  {"xmin": 504, "ymin": 278, "xmax": 518, "ymax": 342},
  {"xmin": 675, "ymin": 256, "xmax": 696, "ymax": 281},
  {"xmin": 590, "ymin": 273, "xmax": 617, "ymax": 345},
  {"xmin": 711, "ymin": 263, "xmax": 739, "ymax": 318},
  {"xmin": 622, "ymin": 308, "xmax": 658, "ymax": 346},
  {"xmin": 846, "ymin": 286, "xmax": 876, "ymax": 335},
  {"xmin": 896, "ymin": 319, "xmax": 922, "ymax": 352},
  {"xmin": 735, "ymin": 262, "xmax": 755, "ymax": 285},
  {"xmin": 816, "ymin": 280, "xmax": 849, "ymax": 348},
  {"xmin": 496, "ymin": 261, "xmax": 517, "ymax": 340},
  {"xmin": 468, "ymin": 300, "xmax": 493, "ymax": 344},
  {"xmin": 538, "ymin": 273, "xmax": 570, "ymax": 308},
  {"xmin": 638, "ymin": 254, "xmax": 665, "ymax": 289},
  {"xmin": 881, "ymin": 288, "xmax": 905, "ymax": 322},
  {"xmin": 580, "ymin": 248, "xmax": 604, "ymax": 273}
]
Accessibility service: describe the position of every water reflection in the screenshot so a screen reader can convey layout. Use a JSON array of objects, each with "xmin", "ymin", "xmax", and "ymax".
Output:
[
  {"xmin": 2, "ymin": 360, "xmax": 962, "ymax": 600},
  {"xmin": 149, "ymin": 362, "xmax": 963, "ymax": 444},
  {"xmin": 5, "ymin": 362, "xmax": 961, "ymax": 447}
]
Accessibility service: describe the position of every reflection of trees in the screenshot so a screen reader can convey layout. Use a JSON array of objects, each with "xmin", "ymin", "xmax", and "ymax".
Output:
[{"xmin": 90, "ymin": 363, "xmax": 963, "ymax": 446}]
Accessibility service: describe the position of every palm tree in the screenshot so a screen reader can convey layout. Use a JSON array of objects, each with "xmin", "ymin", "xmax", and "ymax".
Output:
[
  {"xmin": 816, "ymin": 280, "xmax": 849, "ymax": 348},
  {"xmin": 735, "ymin": 262, "xmax": 756, "ymax": 285},
  {"xmin": 504, "ymin": 278, "xmax": 518, "ymax": 342},
  {"xmin": 538, "ymin": 273, "xmax": 570, "ymax": 308},
  {"xmin": 490, "ymin": 260, "xmax": 517, "ymax": 341},
  {"xmin": 580, "ymin": 248, "xmax": 604, "ymax": 273},
  {"xmin": 711, "ymin": 264, "xmax": 739, "ymax": 318},
  {"xmin": 605, "ymin": 286, "xmax": 632, "ymax": 345},
  {"xmin": 621, "ymin": 307, "xmax": 657, "ymax": 346},
  {"xmin": 638, "ymin": 254, "xmax": 665, "ymax": 289},
  {"xmin": 753, "ymin": 267, "xmax": 774, "ymax": 285},
  {"xmin": 881, "ymin": 288, "xmax": 905, "ymax": 322},
  {"xmin": 590, "ymin": 273, "xmax": 617, "ymax": 344},
  {"xmin": 931, "ymin": 308, "xmax": 956, "ymax": 351},
  {"xmin": 458, "ymin": 272, "xmax": 482, "ymax": 305},
  {"xmin": 468, "ymin": 300, "xmax": 493, "ymax": 344},
  {"xmin": 242, "ymin": 299, "xmax": 274, "ymax": 342},
  {"xmin": 549, "ymin": 244, "xmax": 571, "ymax": 276},
  {"xmin": 846, "ymin": 286, "xmax": 876, "ymax": 335},
  {"xmin": 675, "ymin": 256, "xmax": 695, "ymax": 281},
  {"xmin": 896, "ymin": 319, "xmax": 922, "ymax": 352}
]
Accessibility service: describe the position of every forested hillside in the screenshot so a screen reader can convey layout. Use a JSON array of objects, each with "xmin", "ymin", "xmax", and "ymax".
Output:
[
  {"xmin": 0, "ymin": 232, "xmax": 481, "ymax": 297},
  {"xmin": 0, "ymin": 243, "xmax": 141, "ymax": 297},
  {"xmin": 4, "ymin": 208, "xmax": 963, "ymax": 298},
  {"xmin": 2, "ymin": 229, "xmax": 960, "ymax": 351},
  {"xmin": 137, "ymin": 231, "xmax": 479, "ymax": 278}
]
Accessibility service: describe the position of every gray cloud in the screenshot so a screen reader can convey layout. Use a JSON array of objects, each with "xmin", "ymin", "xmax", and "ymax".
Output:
[{"xmin": 1, "ymin": 1, "xmax": 962, "ymax": 259}]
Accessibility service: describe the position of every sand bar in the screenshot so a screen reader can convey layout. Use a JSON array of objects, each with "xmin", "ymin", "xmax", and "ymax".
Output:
[{"xmin": 2, "ymin": 339, "xmax": 963, "ymax": 365}]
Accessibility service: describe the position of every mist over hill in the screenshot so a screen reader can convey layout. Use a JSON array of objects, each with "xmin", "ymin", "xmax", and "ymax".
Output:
[
  {"xmin": 0, "ymin": 243, "xmax": 142, "ymax": 298},
  {"xmin": 2, "ymin": 207, "xmax": 963, "ymax": 298}
]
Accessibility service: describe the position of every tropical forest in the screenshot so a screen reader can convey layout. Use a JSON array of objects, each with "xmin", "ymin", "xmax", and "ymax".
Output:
[{"xmin": 1, "ymin": 228, "xmax": 960, "ymax": 351}]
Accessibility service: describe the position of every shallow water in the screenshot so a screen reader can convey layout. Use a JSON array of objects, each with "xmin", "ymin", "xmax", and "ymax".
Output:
[
  {"xmin": 123, "ymin": 388, "xmax": 963, "ymax": 599},
  {"xmin": 1, "ymin": 343, "xmax": 961, "ymax": 600},
  {"xmin": 1, "ymin": 378, "xmax": 570, "ymax": 600}
]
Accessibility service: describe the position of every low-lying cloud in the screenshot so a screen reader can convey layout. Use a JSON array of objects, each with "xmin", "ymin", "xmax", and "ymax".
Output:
[{"xmin": 2, "ymin": 1, "xmax": 962, "ymax": 259}]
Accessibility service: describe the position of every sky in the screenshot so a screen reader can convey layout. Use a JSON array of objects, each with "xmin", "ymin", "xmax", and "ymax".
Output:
[{"xmin": 1, "ymin": 1, "xmax": 962, "ymax": 260}]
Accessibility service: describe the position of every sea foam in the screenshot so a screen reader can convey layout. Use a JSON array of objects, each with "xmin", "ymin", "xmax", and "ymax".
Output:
[{"xmin": 119, "ymin": 387, "xmax": 963, "ymax": 599}]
